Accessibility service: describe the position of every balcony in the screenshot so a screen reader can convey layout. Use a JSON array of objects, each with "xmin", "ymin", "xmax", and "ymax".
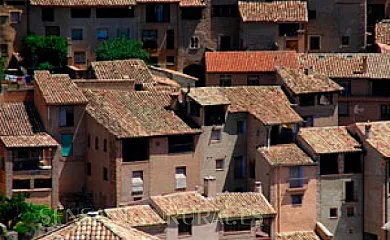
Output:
[{"xmin": 12, "ymin": 157, "xmax": 52, "ymax": 176}]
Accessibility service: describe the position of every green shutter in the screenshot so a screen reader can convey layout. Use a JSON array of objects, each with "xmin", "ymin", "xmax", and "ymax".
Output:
[{"xmin": 61, "ymin": 134, "xmax": 73, "ymax": 157}]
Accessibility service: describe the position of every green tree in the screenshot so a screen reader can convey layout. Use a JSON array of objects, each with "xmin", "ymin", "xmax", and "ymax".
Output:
[
  {"xmin": 95, "ymin": 37, "xmax": 149, "ymax": 61},
  {"xmin": 0, "ymin": 194, "xmax": 61, "ymax": 236},
  {"xmin": 21, "ymin": 35, "xmax": 67, "ymax": 72}
]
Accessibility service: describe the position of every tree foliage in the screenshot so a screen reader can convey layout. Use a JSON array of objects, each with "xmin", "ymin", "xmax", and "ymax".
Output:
[
  {"xmin": 95, "ymin": 37, "xmax": 149, "ymax": 61},
  {"xmin": 0, "ymin": 194, "xmax": 61, "ymax": 236},
  {"xmin": 21, "ymin": 35, "xmax": 67, "ymax": 71}
]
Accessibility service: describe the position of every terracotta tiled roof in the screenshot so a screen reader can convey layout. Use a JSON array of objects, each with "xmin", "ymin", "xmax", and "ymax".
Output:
[
  {"xmin": 153, "ymin": 74, "xmax": 181, "ymax": 88},
  {"xmin": 188, "ymin": 86, "xmax": 302, "ymax": 125},
  {"xmin": 179, "ymin": 0, "xmax": 206, "ymax": 7},
  {"xmin": 35, "ymin": 215, "xmax": 159, "ymax": 240},
  {"xmin": 187, "ymin": 87, "xmax": 231, "ymax": 106},
  {"xmin": 354, "ymin": 121, "xmax": 390, "ymax": 158},
  {"xmin": 277, "ymin": 231, "xmax": 320, "ymax": 240},
  {"xmin": 34, "ymin": 71, "xmax": 88, "ymax": 105},
  {"xmin": 151, "ymin": 192, "xmax": 219, "ymax": 217},
  {"xmin": 376, "ymin": 20, "xmax": 390, "ymax": 45},
  {"xmin": 30, "ymin": 0, "xmax": 136, "ymax": 6},
  {"xmin": 84, "ymin": 89, "xmax": 201, "ymax": 138},
  {"xmin": 300, "ymin": 53, "xmax": 390, "ymax": 79},
  {"xmin": 212, "ymin": 192, "xmax": 276, "ymax": 219},
  {"xmin": 259, "ymin": 144, "xmax": 315, "ymax": 166},
  {"xmin": 239, "ymin": 0, "xmax": 308, "ymax": 22},
  {"xmin": 91, "ymin": 60, "xmax": 156, "ymax": 85},
  {"xmin": 0, "ymin": 134, "xmax": 58, "ymax": 148},
  {"xmin": 298, "ymin": 126, "xmax": 362, "ymax": 154},
  {"xmin": 104, "ymin": 205, "xmax": 166, "ymax": 227},
  {"xmin": 137, "ymin": 0, "xmax": 178, "ymax": 2},
  {"xmin": 277, "ymin": 67, "xmax": 343, "ymax": 95},
  {"xmin": 205, "ymin": 51, "xmax": 299, "ymax": 73}
]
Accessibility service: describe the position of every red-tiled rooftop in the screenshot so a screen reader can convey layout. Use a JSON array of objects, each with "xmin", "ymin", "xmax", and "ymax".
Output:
[
  {"xmin": 34, "ymin": 71, "xmax": 88, "ymax": 105},
  {"xmin": 298, "ymin": 126, "xmax": 362, "ymax": 154},
  {"xmin": 277, "ymin": 67, "xmax": 343, "ymax": 95},
  {"xmin": 84, "ymin": 89, "xmax": 201, "ymax": 138},
  {"xmin": 104, "ymin": 205, "xmax": 166, "ymax": 227},
  {"xmin": 259, "ymin": 144, "xmax": 315, "ymax": 166},
  {"xmin": 0, "ymin": 134, "xmax": 58, "ymax": 148},
  {"xmin": 30, "ymin": 0, "xmax": 136, "ymax": 6},
  {"xmin": 354, "ymin": 121, "xmax": 390, "ymax": 158},
  {"xmin": 205, "ymin": 51, "xmax": 299, "ymax": 73},
  {"xmin": 239, "ymin": 0, "xmax": 308, "ymax": 22},
  {"xmin": 35, "ymin": 215, "xmax": 159, "ymax": 240},
  {"xmin": 376, "ymin": 20, "xmax": 390, "ymax": 45},
  {"xmin": 277, "ymin": 231, "xmax": 320, "ymax": 240},
  {"xmin": 300, "ymin": 53, "xmax": 390, "ymax": 79},
  {"xmin": 211, "ymin": 192, "xmax": 276, "ymax": 219},
  {"xmin": 151, "ymin": 192, "xmax": 219, "ymax": 217},
  {"xmin": 90, "ymin": 59, "xmax": 156, "ymax": 85},
  {"xmin": 188, "ymin": 86, "xmax": 302, "ymax": 125}
]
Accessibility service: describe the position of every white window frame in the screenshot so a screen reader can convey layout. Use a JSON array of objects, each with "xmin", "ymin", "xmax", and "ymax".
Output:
[
  {"xmin": 175, "ymin": 167, "xmax": 187, "ymax": 190},
  {"xmin": 132, "ymin": 171, "xmax": 144, "ymax": 195},
  {"xmin": 189, "ymin": 36, "xmax": 200, "ymax": 49}
]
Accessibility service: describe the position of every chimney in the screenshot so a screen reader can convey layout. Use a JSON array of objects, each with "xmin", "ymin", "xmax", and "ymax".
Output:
[
  {"xmin": 362, "ymin": 56, "xmax": 368, "ymax": 74},
  {"xmin": 364, "ymin": 123, "xmax": 372, "ymax": 139},
  {"xmin": 304, "ymin": 66, "xmax": 313, "ymax": 76},
  {"xmin": 169, "ymin": 92, "xmax": 179, "ymax": 110},
  {"xmin": 254, "ymin": 181, "xmax": 262, "ymax": 194},
  {"xmin": 204, "ymin": 176, "xmax": 216, "ymax": 198}
]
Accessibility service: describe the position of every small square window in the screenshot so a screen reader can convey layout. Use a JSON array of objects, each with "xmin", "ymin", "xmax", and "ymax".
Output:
[
  {"xmin": 216, "ymin": 159, "xmax": 225, "ymax": 170},
  {"xmin": 237, "ymin": 120, "xmax": 246, "ymax": 134},
  {"xmin": 309, "ymin": 36, "xmax": 321, "ymax": 51},
  {"xmin": 220, "ymin": 75, "xmax": 232, "ymax": 87},
  {"xmin": 291, "ymin": 194, "xmax": 303, "ymax": 205},
  {"xmin": 97, "ymin": 28, "xmax": 108, "ymax": 40},
  {"xmin": 74, "ymin": 51, "xmax": 86, "ymax": 65},
  {"xmin": 45, "ymin": 26, "xmax": 60, "ymax": 36},
  {"xmin": 133, "ymin": 196, "xmax": 142, "ymax": 201},
  {"xmin": 346, "ymin": 207, "xmax": 355, "ymax": 217},
  {"xmin": 71, "ymin": 28, "xmax": 83, "ymax": 40},
  {"xmin": 303, "ymin": 116, "xmax": 314, "ymax": 127},
  {"xmin": 256, "ymin": 130, "xmax": 260, "ymax": 137},
  {"xmin": 211, "ymin": 129, "xmax": 222, "ymax": 142},
  {"xmin": 166, "ymin": 56, "xmax": 175, "ymax": 66},
  {"xmin": 341, "ymin": 36, "xmax": 350, "ymax": 46},
  {"xmin": 308, "ymin": 10, "xmax": 316, "ymax": 20},
  {"xmin": 178, "ymin": 218, "xmax": 193, "ymax": 236},
  {"xmin": 42, "ymin": 8, "xmax": 54, "ymax": 22},
  {"xmin": 10, "ymin": 11, "xmax": 20, "ymax": 23},
  {"xmin": 0, "ymin": 44, "xmax": 8, "ymax": 58},
  {"xmin": 103, "ymin": 167, "xmax": 108, "ymax": 181},
  {"xmin": 330, "ymin": 208, "xmax": 338, "ymax": 218},
  {"xmin": 247, "ymin": 75, "xmax": 260, "ymax": 86}
]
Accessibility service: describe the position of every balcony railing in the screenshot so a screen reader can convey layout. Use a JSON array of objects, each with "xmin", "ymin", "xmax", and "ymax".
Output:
[{"xmin": 12, "ymin": 157, "xmax": 52, "ymax": 172}]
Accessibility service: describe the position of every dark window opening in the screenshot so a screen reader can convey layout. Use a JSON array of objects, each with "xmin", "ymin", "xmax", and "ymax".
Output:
[
  {"xmin": 309, "ymin": 36, "xmax": 320, "ymax": 50},
  {"xmin": 212, "ymin": 4, "xmax": 238, "ymax": 17},
  {"xmin": 45, "ymin": 26, "xmax": 60, "ymax": 36},
  {"xmin": 320, "ymin": 154, "xmax": 339, "ymax": 175},
  {"xmin": 303, "ymin": 116, "xmax": 314, "ymax": 127},
  {"xmin": 13, "ymin": 148, "xmax": 47, "ymax": 171},
  {"xmin": 87, "ymin": 134, "xmax": 91, "ymax": 148},
  {"xmin": 86, "ymin": 162, "xmax": 91, "ymax": 176},
  {"xmin": 71, "ymin": 29, "xmax": 83, "ymax": 41},
  {"xmin": 341, "ymin": 36, "xmax": 350, "ymax": 46},
  {"xmin": 168, "ymin": 135, "xmax": 194, "ymax": 153},
  {"xmin": 96, "ymin": 8, "xmax": 134, "ymax": 18},
  {"xmin": 291, "ymin": 194, "xmax": 303, "ymax": 205},
  {"xmin": 219, "ymin": 75, "xmax": 231, "ymax": 86},
  {"xmin": 259, "ymin": 218, "xmax": 272, "ymax": 237},
  {"xmin": 149, "ymin": 57, "xmax": 158, "ymax": 66},
  {"xmin": 279, "ymin": 23, "xmax": 300, "ymax": 37},
  {"xmin": 0, "ymin": 44, "xmax": 8, "ymax": 58},
  {"xmin": 59, "ymin": 106, "xmax": 74, "ymax": 127},
  {"xmin": 367, "ymin": 4, "xmax": 385, "ymax": 28},
  {"xmin": 103, "ymin": 167, "xmax": 108, "ymax": 181},
  {"xmin": 166, "ymin": 29, "xmax": 174, "ymax": 49},
  {"xmin": 42, "ymin": 8, "xmax": 54, "ymax": 22},
  {"xmin": 345, "ymin": 181, "xmax": 355, "ymax": 202},
  {"xmin": 347, "ymin": 207, "xmax": 355, "ymax": 217},
  {"xmin": 290, "ymin": 166, "xmax": 304, "ymax": 188},
  {"xmin": 218, "ymin": 35, "xmax": 231, "ymax": 51},
  {"xmin": 339, "ymin": 103, "xmax": 349, "ymax": 117},
  {"xmin": 372, "ymin": 81, "xmax": 390, "ymax": 97},
  {"xmin": 95, "ymin": 137, "xmax": 99, "ymax": 150},
  {"xmin": 247, "ymin": 75, "xmax": 260, "ymax": 86},
  {"xmin": 166, "ymin": 56, "xmax": 175, "ymax": 65},
  {"xmin": 223, "ymin": 219, "xmax": 251, "ymax": 232},
  {"xmin": 308, "ymin": 10, "xmax": 316, "ymax": 20},
  {"xmin": 182, "ymin": 8, "xmax": 202, "ymax": 19},
  {"xmin": 13, "ymin": 179, "xmax": 30, "ymax": 189},
  {"xmin": 178, "ymin": 218, "xmax": 193, "ymax": 235},
  {"xmin": 270, "ymin": 125, "xmax": 296, "ymax": 145},
  {"xmin": 103, "ymin": 139, "xmax": 107, "ymax": 152},
  {"xmin": 142, "ymin": 30, "xmax": 158, "ymax": 50},
  {"xmin": 6, "ymin": 1, "xmax": 25, "ymax": 5},
  {"xmin": 71, "ymin": 8, "xmax": 91, "ymax": 18},
  {"xmin": 34, "ymin": 179, "xmax": 52, "ymax": 189},
  {"xmin": 237, "ymin": 120, "xmax": 245, "ymax": 134},
  {"xmin": 381, "ymin": 105, "xmax": 390, "ymax": 120},
  {"xmin": 122, "ymin": 138, "xmax": 149, "ymax": 162},
  {"xmin": 234, "ymin": 156, "xmax": 246, "ymax": 179},
  {"xmin": 146, "ymin": 4, "xmax": 170, "ymax": 22},
  {"xmin": 330, "ymin": 208, "xmax": 338, "ymax": 218},
  {"xmin": 299, "ymin": 94, "xmax": 316, "ymax": 106},
  {"xmin": 204, "ymin": 105, "xmax": 225, "ymax": 126},
  {"xmin": 344, "ymin": 152, "xmax": 362, "ymax": 174},
  {"xmin": 338, "ymin": 80, "xmax": 351, "ymax": 96}
]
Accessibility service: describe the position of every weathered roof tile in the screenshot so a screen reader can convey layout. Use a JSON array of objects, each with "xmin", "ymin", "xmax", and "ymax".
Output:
[
  {"xmin": 105, "ymin": 205, "xmax": 166, "ymax": 227},
  {"xmin": 259, "ymin": 143, "xmax": 315, "ymax": 166}
]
